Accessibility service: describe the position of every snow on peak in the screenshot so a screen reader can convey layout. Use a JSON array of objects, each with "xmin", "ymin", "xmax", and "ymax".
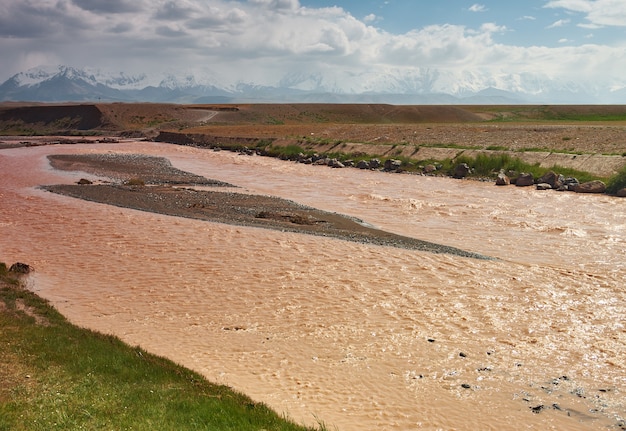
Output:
[
  {"xmin": 7, "ymin": 65, "xmax": 152, "ymax": 90},
  {"xmin": 157, "ymin": 69, "xmax": 233, "ymax": 91},
  {"xmin": 11, "ymin": 65, "xmax": 65, "ymax": 86}
]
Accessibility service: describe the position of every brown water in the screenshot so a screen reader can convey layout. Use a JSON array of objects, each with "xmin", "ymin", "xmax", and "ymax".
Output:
[{"xmin": 1, "ymin": 142, "xmax": 624, "ymax": 430}]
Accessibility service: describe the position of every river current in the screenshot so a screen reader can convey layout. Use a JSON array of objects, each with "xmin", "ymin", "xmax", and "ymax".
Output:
[{"xmin": 1, "ymin": 141, "xmax": 624, "ymax": 430}]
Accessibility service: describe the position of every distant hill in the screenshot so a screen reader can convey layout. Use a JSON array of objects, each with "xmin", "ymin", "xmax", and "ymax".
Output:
[{"xmin": 0, "ymin": 102, "xmax": 490, "ymax": 135}]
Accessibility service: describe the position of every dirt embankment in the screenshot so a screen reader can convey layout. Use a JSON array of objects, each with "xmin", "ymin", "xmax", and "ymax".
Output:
[
  {"xmin": 155, "ymin": 128, "xmax": 626, "ymax": 178},
  {"xmin": 0, "ymin": 104, "xmax": 106, "ymax": 131},
  {"xmin": 0, "ymin": 103, "xmax": 227, "ymax": 135}
]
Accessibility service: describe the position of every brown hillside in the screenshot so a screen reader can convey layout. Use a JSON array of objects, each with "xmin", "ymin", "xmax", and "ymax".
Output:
[
  {"xmin": 0, "ymin": 103, "xmax": 486, "ymax": 136},
  {"xmin": 0, "ymin": 103, "xmax": 216, "ymax": 134},
  {"xmin": 0, "ymin": 104, "xmax": 105, "ymax": 131}
]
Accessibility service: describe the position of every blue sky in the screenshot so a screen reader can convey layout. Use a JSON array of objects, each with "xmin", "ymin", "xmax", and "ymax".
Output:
[
  {"xmin": 1, "ymin": 0, "xmax": 625, "ymax": 96},
  {"xmin": 298, "ymin": 0, "xmax": 622, "ymax": 46}
]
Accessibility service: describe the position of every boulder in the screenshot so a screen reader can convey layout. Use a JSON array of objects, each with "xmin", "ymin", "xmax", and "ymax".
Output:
[
  {"xmin": 453, "ymin": 163, "xmax": 471, "ymax": 179},
  {"xmin": 239, "ymin": 146, "xmax": 254, "ymax": 156},
  {"xmin": 369, "ymin": 158, "xmax": 381, "ymax": 169},
  {"xmin": 536, "ymin": 171, "xmax": 564, "ymax": 189},
  {"xmin": 423, "ymin": 164, "xmax": 437, "ymax": 174},
  {"xmin": 77, "ymin": 178, "xmax": 92, "ymax": 185},
  {"xmin": 9, "ymin": 262, "xmax": 32, "ymax": 274},
  {"xmin": 617, "ymin": 188, "xmax": 626, "ymax": 197},
  {"xmin": 506, "ymin": 170, "xmax": 520, "ymax": 184},
  {"xmin": 356, "ymin": 160, "xmax": 370, "ymax": 169},
  {"xmin": 328, "ymin": 158, "xmax": 345, "ymax": 168},
  {"xmin": 495, "ymin": 172, "xmax": 510, "ymax": 186},
  {"xmin": 384, "ymin": 159, "xmax": 402, "ymax": 171},
  {"xmin": 573, "ymin": 180, "xmax": 606, "ymax": 194},
  {"xmin": 536, "ymin": 183, "xmax": 552, "ymax": 190},
  {"xmin": 314, "ymin": 157, "xmax": 330, "ymax": 166},
  {"xmin": 559, "ymin": 177, "xmax": 580, "ymax": 191},
  {"xmin": 515, "ymin": 173, "xmax": 535, "ymax": 187}
]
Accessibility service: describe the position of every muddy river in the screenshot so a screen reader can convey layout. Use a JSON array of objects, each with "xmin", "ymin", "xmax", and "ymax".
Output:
[{"xmin": 1, "ymin": 141, "xmax": 624, "ymax": 430}]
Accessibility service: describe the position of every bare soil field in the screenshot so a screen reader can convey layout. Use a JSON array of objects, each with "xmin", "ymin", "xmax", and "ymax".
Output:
[
  {"xmin": 180, "ymin": 104, "xmax": 626, "ymax": 155},
  {"xmin": 2, "ymin": 103, "xmax": 626, "ymax": 175},
  {"xmin": 183, "ymin": 122, "xmax": 626, "ymax": 155},
  {"xmin": 3, "ymin": 102, "xmax": 626, "ymax": 151}
]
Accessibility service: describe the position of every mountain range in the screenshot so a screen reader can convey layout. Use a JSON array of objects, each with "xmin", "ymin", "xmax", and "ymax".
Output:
[{"xmin": 0, "ymin": 65, "xmax": 624, "ymax": 104}]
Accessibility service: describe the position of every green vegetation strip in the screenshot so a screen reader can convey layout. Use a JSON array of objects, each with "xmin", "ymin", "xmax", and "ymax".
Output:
[
  {"xmin": 0, "ymin": 263, "xmax": 322, "ymax": 431},
  {"xmin": 607, "ymin": 165, "xmax": 626, "ymax": 194},
  {"xmin": 470, "ymin": 105, "xmax": 626, "ymax": 123},
  {"xmin": 264, "ymin": 143, "xmax": 607, "ymax": 185}
]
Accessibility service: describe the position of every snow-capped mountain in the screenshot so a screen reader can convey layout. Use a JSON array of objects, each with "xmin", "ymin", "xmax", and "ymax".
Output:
[
  {"xmin": 0, "ymin": 65, "xmax": 623, "ymax": 104},
  {"xmin": 5, "ymin": 66, "xmax": 160, "ymax": 90}
]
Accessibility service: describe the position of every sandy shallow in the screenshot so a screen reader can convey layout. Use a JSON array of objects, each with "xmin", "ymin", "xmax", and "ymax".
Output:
[{"xmin": 44, "ymin": 153, "xmax": 491, "ymax": 259}]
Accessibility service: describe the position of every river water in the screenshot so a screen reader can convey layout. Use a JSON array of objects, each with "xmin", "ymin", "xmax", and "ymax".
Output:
[{"xmin": 1, "ymin": 141, "xmax": 624, "ymax": 430}]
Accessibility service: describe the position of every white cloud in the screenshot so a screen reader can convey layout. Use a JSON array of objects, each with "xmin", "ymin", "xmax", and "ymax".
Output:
[
  {"xmin": 518, "ymin": 15, "xmax": 536, "ymax": 20},
  {"xmin": 479, "ymin": 23, "xmax": 506, "ymax": 33},
  {"xmin": 577, "ymin": 22, "xmax": 602, "ymax": 29},
  {"xmin": 544, "ymin": 0, "xmax": 592, "ymax": 13},
  {"xmin": 248, "ymin": 0, "xmax": 300, "ymax": 11},
  {"xmin": 0, "ymin": 0, "xmax": 625, "ymax": 91},
  {"xmin": 547, "ymin": 19, "xmax": 570, "ymax": 28},
  {"xmin": 545, "ymin": 0, "xmax": 626, "ymax": 27},
  {"xmin": 363, "ymin": 13, "xmax": 377, "ymax": 23},
  {"xmin": 469, "ymin": 4, "xmax": 487, "ymax": 12}
]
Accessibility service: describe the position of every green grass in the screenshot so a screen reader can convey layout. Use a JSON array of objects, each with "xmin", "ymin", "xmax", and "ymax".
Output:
[
  {"xmin": 419, "ymin": 142, "xmax": 482, "ymax": 150},
  {"xmin": 442, "ymin": 153, "xmax": 602, "ymax": 182},
  {"xmin": 262, "ymin": 140, "xmax": 613, "ymax": 184},
  {"xmin": 481, "ymin": 105, "xmax": 626, "ymax": 123},
  {"xmin": 265, "ymin": 117, "xmax": 285, "ymax": 125},
  {"xmin": 485, "ymin": 145, "xmax": 508, "ymax": 151},
  {"xmin": 516, "ymin": 147, "xmax": 588, "ymax": 156},
  {"xmin": 452, "ymin": 153, "xmax": 527, "ymax": 177},
  {"xmin": 541, "ymin": 112, "xmax": 626, "ymax": 122},
  {"xmin": 215, "ymin": 138, "xmax": 619, "ymax": 190},
  {"xmin": 265, "ymin": 144, "xmax": 311, "ymax": 159},
  {"xmin": 300, "ymin": 136, "xmax": 343, "ymax": 146},
  {"xmin": 517, "ymin": 147, "xmax": 551, "ymax": 153},
  {"xmin": 0, "ymin": 264, "xmax": 323, "ymax": 431},
  {"xmin": 606, "ymin": 165, "xmax": 626, "ymax": 194}
]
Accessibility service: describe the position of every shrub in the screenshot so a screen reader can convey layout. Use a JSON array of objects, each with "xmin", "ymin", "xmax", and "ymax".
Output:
[
  {"xmin": 269, "ymin": 144, "xmax": 306, "ymax": 157},
  {"xmin": 447, "ymin": 153, "xmax": 599, "ymax": 183},
  {"xmin": 125, "ymin": 177, "xmax": 145, "ymax": 186},
  {"xmin": 452, "ymin": 153, "xmax": 530, "ymax": 177},
  {"xmin": 606, "ymin": 165, "xmax": 626, "ymax": 194}
]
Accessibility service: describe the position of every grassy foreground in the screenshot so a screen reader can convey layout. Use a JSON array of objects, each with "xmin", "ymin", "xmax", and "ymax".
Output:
[{"xmin": 0, "ymin": 263, "xmax": 322, "ymax": 431}]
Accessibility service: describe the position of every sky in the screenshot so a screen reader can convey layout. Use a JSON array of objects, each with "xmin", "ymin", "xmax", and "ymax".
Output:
[{"xmin": 1, "ymin": 0, "xmax": 625, "ymax": 91}]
